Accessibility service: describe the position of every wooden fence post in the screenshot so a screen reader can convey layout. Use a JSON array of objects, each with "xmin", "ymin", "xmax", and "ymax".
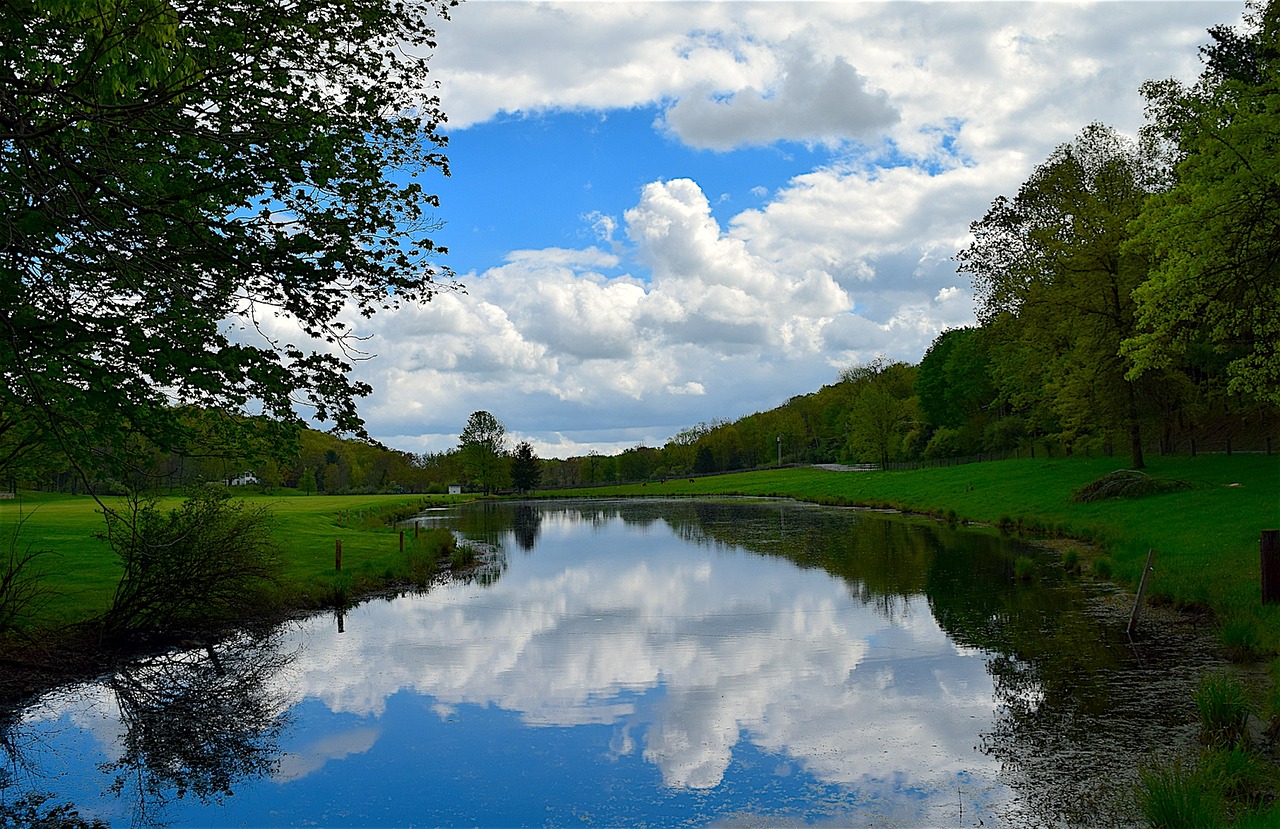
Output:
[
  {"xmin": 1128, "ymin": 548, "xmax": 1156, "ymax": 637},
  {"xmin": 335, "ymin": 539, "xmax": 342, "ymax": 573},
  {"xmin": 399, "ymin": 530, "xmax": 404, "ymax": 552},
  {"xmin": 1262, "ymin": 530, "xmax": 1280, "ymax": 605}
]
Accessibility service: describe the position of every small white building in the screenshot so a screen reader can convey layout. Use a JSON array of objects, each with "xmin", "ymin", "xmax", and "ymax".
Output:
[
  {"xmin": 448, "ymin": 484, "xmax": 462, "ymax": 495},
  {"xmin": 227, "ymin": 472, "xmax": 259, "ymax": 487}
]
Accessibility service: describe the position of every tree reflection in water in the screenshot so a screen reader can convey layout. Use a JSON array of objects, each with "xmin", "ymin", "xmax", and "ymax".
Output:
[
  {"xmin": 2, "ymin": 628, "xmax": 294, "ymax": 828},
  {"xmin": 103, "ymin": 629, "xmax": 294, "ymax": 825}
]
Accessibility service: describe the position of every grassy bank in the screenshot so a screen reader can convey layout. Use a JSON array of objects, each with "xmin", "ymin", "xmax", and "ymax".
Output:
[
  {"xmin": 542, "ymin": 454, "xmax": 1280, "ymax": 655},
  {"xmin": 0, "ymin": 490, "xmax": 469, "ymax": 631}
]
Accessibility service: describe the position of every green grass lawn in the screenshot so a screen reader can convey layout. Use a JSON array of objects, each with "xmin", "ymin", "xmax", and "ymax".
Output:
[
  {"xmin": 544, "ymin": 453, "xmax": 1280, "ymax": 654},
  {"xmin": 1, "ymin": 490, "xmax": 465, "ymax": 629}
]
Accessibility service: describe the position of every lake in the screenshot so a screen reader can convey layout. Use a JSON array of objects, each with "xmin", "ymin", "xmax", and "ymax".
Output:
[{"xmin": 1, "ymin": 498, "xmax": 1224, "ymax": 827}]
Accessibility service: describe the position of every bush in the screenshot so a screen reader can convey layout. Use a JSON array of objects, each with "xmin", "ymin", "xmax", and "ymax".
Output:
[
  {"xmin": 98, "ymin": 486, "xmax": 280, "ymax": 638},
  {"xmin": 923, "ymin": 427, "xmax": 964, "ymax": 460}
]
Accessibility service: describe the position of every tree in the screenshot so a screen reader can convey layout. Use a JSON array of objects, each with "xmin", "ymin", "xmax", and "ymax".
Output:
[
  {"xmin": 843, "ymin": 359, "xmax": 916, "ymax": 469},
  {"xmin": 509, "ymin": 440, "xmax": 542, "ymax": 495},
  {"xmin": 1125, "ymin": 1, "xmax": 1280, "ymax": 405},
  {"xmin": 915, "ymin": 327, "xmax": 996, "ymax": 431},
  {"xmin": 958, "ymin": 123, "xmax": 1165, "ymax": 468},
  {"xmin": 458, "ymin": 411, "xmax": 507, "ymax": 495},
  {"xmin": 0, "ymin": 0, "xmax": 456, "ymax": 483}
]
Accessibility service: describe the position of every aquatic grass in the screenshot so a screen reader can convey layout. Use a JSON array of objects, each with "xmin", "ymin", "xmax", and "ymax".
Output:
[
  {"xmin": 1195, "ymin": 672, "xmax": 1253, "ymax": 749},
  {"xmin": 1062, "ymin": 548, "xmax": 1081, "ymax": 575},
  {"xmin": 1198, "ymin": 745, "xmax": 1276, "ymax": 807},
  {"xmin": 1221, "ymin": 617, "xmax": 1265, "ymax": 663},
  {"xmin": 1013, "ymin": 555, "xmax": 1036, "ymax": 581},
  {"xmin": 450, "ymin": 539, "xmax": 476, "ymax": 570},
  {"xmin": 1137, "ymin": 756, "xmax": 1225, "ymax": 829}
]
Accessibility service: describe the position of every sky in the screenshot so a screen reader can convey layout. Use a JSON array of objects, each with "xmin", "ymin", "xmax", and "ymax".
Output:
[{"xmin": 336, "ymin": 0, "xmax": 1243, "ymax": 459}]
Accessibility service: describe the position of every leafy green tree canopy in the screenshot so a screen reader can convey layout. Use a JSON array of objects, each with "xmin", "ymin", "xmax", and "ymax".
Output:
[
  {"xmin": 459, "ymin": 410, "xmax": 507, "ymax": 494},
  {"xmin": 1125, "ymin": 0, "xmax": 1280, "ymax": 405},
  {"xmin": 958, "ymin": 123, "xmax": 1162, "ymax": 468},
  {"xmin": 1, "ymin": 0, "xmax": 456, "ymax": 478}
]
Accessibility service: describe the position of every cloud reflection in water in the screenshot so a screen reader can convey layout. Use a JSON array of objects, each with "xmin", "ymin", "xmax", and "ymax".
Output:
[{"xmin": 271, "ymin": 504, "xmax": 1003, "ymax": 813}]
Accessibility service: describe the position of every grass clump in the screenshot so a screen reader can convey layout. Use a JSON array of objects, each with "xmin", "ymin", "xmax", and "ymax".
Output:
[
  {"xmin": 1138, "ymin": 756, "xmax": 1225, "ymax": 829},
  {"xmin": 1062, "ymin": 548, "xmax": 1081, "ymax": 575},
  {"xmin": 1138, "ymin": 747, "xmax": 1279, "ymax": 828},
  {"xmin": 1013, "ymin": 555, "xmax": 1036, "ymax": 581},
  {"xmin": 450, "ymin": 539, "xmax": 476, "ymax": 569},
  {"xmin": 1071, "ymin": 469, "xmax": 1191, "ymax": 503},
  {"xmin": 1221, "ymin": 618, "xmax": 1266, "ymax": 664},
  {"xmin": 1195, "ymin": 672, "xmax": 1253, "ymax": 749}
]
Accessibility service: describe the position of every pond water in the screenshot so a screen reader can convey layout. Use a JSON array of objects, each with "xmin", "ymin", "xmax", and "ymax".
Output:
[{"xmin": 1, "ymin": 499, "xmax": 1225, "ymax": 828}]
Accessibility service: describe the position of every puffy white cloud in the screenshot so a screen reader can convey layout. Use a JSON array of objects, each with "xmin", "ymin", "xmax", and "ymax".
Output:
[
  {"xmin": 659, "ymin": 44, "xmax": 900, "ymax": 149},
  {"xmin": 349, "ymin": 1, "xmax": 1239, "ymax": 454}
]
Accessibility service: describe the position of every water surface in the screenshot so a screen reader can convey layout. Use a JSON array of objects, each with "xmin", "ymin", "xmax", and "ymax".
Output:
[{"xmin": 2, "ymin": 499, "xmax": 1223, "ymax": 827}]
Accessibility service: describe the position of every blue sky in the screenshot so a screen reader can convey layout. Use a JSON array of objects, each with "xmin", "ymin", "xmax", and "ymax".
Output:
[
  {"xmin": 434, "ymin": 106, "xmax": 838, "ymax": 276},
  {"xmin": 309, "ymin": 1, "xmax": 1242, "ymax": 458}
]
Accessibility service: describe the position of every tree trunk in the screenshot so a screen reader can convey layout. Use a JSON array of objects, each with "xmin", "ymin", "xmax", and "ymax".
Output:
[{"xmin": 1127, "ymin": 384, "xmax": 1146, "ymax": 470}]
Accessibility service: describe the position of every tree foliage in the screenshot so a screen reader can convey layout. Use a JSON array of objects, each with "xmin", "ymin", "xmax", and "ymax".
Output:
[
  {"xmin": 509, "ymin": 440, "xmax": 541, "ymax": 494},
  {"xmin": 958, "ymin": 123, "xmax": 1164, "ymax": 468},
  {"xmin": 843, "ymin": 359, "xmax": 917, "ymax": 469},
  {"xmin": 458, "ymin": 411, "xmax": 507, "ymax": 494},
  {"xmin": 0, "ymin": 0, "xmax": 456, "ymax": 481},
  {"xmin": 1125, "ymin": 0, "xmax": 1280, "ymax": 405}
]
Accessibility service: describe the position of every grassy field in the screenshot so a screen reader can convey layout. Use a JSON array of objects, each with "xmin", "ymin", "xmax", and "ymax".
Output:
[
  {"xmin": 542, "ymin": 453, "xmax": 1280, "ymax": 655},
  {"xmin": 0, "ymin": 490, "xmax": 467, "ymax": 630},
  {"xmin": 6, "ymin": 455, "xmax": 1277, "ymax": 648}
]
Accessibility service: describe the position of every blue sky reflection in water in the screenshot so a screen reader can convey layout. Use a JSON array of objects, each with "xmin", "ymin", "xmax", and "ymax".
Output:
[{"xmin": 8, "ymin": 500, "xmax": 1222, "ymax": 827}]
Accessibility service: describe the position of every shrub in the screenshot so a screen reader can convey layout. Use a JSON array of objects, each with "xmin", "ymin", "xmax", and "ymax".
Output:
[
  {"xmin": 923, "ymin": 427, "xmax": 964, "ymax": 460},
  {"xmin": 98, "ymin": 486, "xmax": 280, "ymax": 638}
]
